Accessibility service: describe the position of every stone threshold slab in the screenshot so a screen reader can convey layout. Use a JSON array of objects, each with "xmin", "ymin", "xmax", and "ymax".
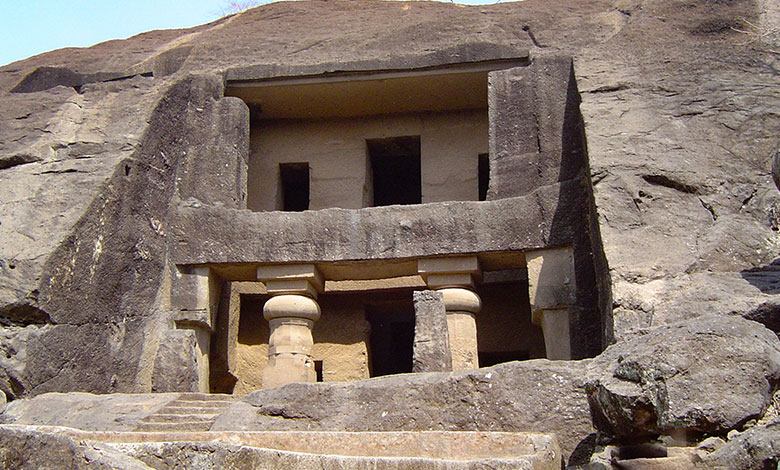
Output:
[{"xmin": 0, "ymin": 425, "xmax": 560, "ymax": 462}]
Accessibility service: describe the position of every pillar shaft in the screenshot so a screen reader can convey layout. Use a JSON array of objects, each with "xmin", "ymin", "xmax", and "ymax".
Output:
[
  {"xmin": 257, "ymin": 264, "xmax": 323, "ymax": 390},
  {"xmin": 261, "ymin": 294, "xmax": 320, "ymax": 389},
  {"xmin": 439, "ymin": 286, "xmax": 481, "ymax": 371},
  {"xmin": 527, "ymin": 247, "xmax": 576, "ymax": 360}
]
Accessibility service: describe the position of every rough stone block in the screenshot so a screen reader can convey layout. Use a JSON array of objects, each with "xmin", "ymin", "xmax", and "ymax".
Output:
[
  {"xmin": 527, "ymin": 246, "xmax": 576, "ymax": 310},
  {"xmin": 171, "ymin": 267, "xmax": 219, "ymax": 330},
  {"xmin": 412, "ymin": 290, "xmax": 452, "ymax": 373},
  {"xmin": 487, "ymin": 55, "xmax": 585, "ymax": 200},
  {"xmin": 213, "ymin": 360, "xmax": 593, "ymax": 458},
  {"xmin": 151, "ymin": 329, "xmax": 201, "ymax": 393}
]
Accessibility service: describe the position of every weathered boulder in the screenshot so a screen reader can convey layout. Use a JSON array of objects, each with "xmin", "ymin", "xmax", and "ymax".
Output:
[
  {"xmin": 0, "ymin": 392, "xmax": 179, "ymax": 430},
  {"xmin": 213, "ymin": 360, "xmax": 594, "ymax": 458},
  {"xmin": 0, "ymin": 426, "xmax": 151, "ymax": 470},
  {"xmin": 697, "ymin": 417, "xmax": 780, "ymax": 469},
  {"xmin": 585, "ymin": 315, "xmax": 780, "ymax": 440}
]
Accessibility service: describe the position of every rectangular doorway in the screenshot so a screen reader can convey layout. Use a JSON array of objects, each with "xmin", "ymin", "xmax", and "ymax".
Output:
[
  {"xmin": 367, "ymin": 136, "xmax": 421, "ymax": 206},
  {"xmin": 366, "ymin": 301, "xmax": 415, "ymax": 377}
]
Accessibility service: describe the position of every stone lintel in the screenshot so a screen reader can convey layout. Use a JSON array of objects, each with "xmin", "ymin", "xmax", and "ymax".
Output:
[
  {"xmin": 526, "ymin": 246, "xmax": 576, "ymax": 310},
  {"xmin": 257, "ymin": 264, "xmax": 324, "ymax": 296},
  {"xmin": 418, "ymin": 256, "xmax": 480, "ymax": 275}
]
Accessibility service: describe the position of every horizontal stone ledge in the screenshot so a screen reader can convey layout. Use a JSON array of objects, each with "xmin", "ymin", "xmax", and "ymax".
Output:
[
  {"xmin": 171, "ymin": 179, "xmax": 586, "ymax": 276},
  {"xmin": 225, "ymin": 44, "xmax": 530, "ymax": 82}
]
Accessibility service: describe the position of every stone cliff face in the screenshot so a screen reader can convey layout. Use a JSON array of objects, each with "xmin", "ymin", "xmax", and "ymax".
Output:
[{"xmin": 0, "ymin": 0, "xmax": 778, "ymax": 400}]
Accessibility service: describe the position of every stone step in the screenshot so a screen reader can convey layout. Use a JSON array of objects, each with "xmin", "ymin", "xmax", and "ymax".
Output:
[
  {"xmin": 134, "ymin": 422, "xmax": 214, "ymax": 432},
  {"xmin": 155, "ymin": 405, "xmax": 226, "ymax": 414},
  {"xmin": 175, "ymin": 393, "xmax": 235, "ymax": 402},
  {"xmin": 142, "ymin": 414, "xmax": 220, "ymax": 424},
  {"xmin": 2, "ymin": 425, "xmax": 565, "ymax": 469},
  {"xmin": 133, "ymin": 394, "xmax": 236, "ymax": 432},
  {"xmin": 161, "ymin": 401, "xmax": 233, "ymax": 410}
]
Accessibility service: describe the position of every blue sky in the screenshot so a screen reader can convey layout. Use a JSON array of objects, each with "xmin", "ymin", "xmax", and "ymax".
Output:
[{"xmin": 0, "ymin": 0, "xmax": 504, "ymax": 67}]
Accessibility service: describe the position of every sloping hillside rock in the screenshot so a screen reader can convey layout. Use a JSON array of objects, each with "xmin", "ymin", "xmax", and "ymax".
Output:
[
  {"xmin": 0, "ymin": 74, "xmax": 247, "ymax": 399},
  {"xmin": 585, "ymin": 315, "xmax": 780, "ymax": 440},
  {"xmin": 612, "ymin": 268, "xmax": 780, "ymax": 338}
]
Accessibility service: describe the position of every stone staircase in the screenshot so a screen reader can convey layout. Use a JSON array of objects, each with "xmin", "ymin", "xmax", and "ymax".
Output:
[{"xmin": 133, "ymin": 393, "xmax": 235, "ymax": 432}]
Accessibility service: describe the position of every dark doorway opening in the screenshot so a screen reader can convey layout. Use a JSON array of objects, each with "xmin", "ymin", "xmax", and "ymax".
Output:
[
  {"xmin": 478, "ymin": 350, "xmax": 529, "ymax": 368},
  {"xmin": 478, "ymin": 153, "xmax": 489, "ymax": 201},
  {"xmin": 367, "ymin": 136, "xmax": 421, "ymax": 206},
  {"xmin": 280, "ymin": 162, "xmax": 310, "ymax": 211},
  {"xmin": 366, "ymin": 301, "xmax": 415, "ymax": 377}
]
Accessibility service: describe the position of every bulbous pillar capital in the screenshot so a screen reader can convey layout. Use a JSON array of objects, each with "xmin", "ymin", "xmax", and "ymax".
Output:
[
  {"xmin": 439, "ymin": 287, "xmax": 481, "ymax": 314},
  {"xmin": 263, "ymin": 294, "xmax": 321, "ymax": 322}
]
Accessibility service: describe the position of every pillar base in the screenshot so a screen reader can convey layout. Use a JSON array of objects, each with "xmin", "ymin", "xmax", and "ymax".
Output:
[{"xmin": 263, "ymin": 353, "xmax": 317, "ymax": 389}]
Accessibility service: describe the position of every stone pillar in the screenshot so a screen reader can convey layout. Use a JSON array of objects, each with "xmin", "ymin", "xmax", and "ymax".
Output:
[
  {"xmin": 418, "ymin": 256, "xmax": 482, "ymax": 370},
  {"xmin": 165, "ymin": 266, "xmax": 221, "ymax": 393},
  {"xmin": 526, "ymin": 247, "xmax": 576, "ymax": 360},
  {"xmin": 257, "ymin": 264, "xmax": 323, "ymax": 389},
  {"xmin": 412, "ymin": 290, "xmax": 452, "ymax": 373}
]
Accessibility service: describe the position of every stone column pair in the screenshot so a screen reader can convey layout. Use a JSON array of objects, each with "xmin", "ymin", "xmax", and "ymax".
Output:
[{"xmin": 418, "ymin": 256, "xmax": 482, "ymax": 371}]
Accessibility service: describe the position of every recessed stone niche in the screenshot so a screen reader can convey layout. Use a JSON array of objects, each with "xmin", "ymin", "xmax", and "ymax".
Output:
[{"xmin": 170, "ymin": 54, "xmax": 611, "ymax": 393}]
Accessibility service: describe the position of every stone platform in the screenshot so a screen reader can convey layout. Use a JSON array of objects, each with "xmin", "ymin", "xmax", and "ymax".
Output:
[
  {"xmin": 0, "ymin": 392, "xmax": 563, "ymax": 469},
  {"xmin": 0, "ymin": 426, "xmax": 562, "ymax": 469}
]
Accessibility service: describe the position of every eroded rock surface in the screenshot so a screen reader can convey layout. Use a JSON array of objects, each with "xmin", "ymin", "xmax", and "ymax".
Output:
[
  {"xmin": 585, "ymin": 315, "xmax": 780, "ymax": 440},
  {"xmin": 698, "ymin": 417, "xmax": 780, "ymax": 470}
]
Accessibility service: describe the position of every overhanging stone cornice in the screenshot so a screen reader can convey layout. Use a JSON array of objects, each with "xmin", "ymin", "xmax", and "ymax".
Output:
[
  {"xmin": 224, "ymin": 43, "xmax": 529, "ymax": 83},
  {"xmin": 171, "ymin": 179, "xmax": 584, "ymax": 273}
]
